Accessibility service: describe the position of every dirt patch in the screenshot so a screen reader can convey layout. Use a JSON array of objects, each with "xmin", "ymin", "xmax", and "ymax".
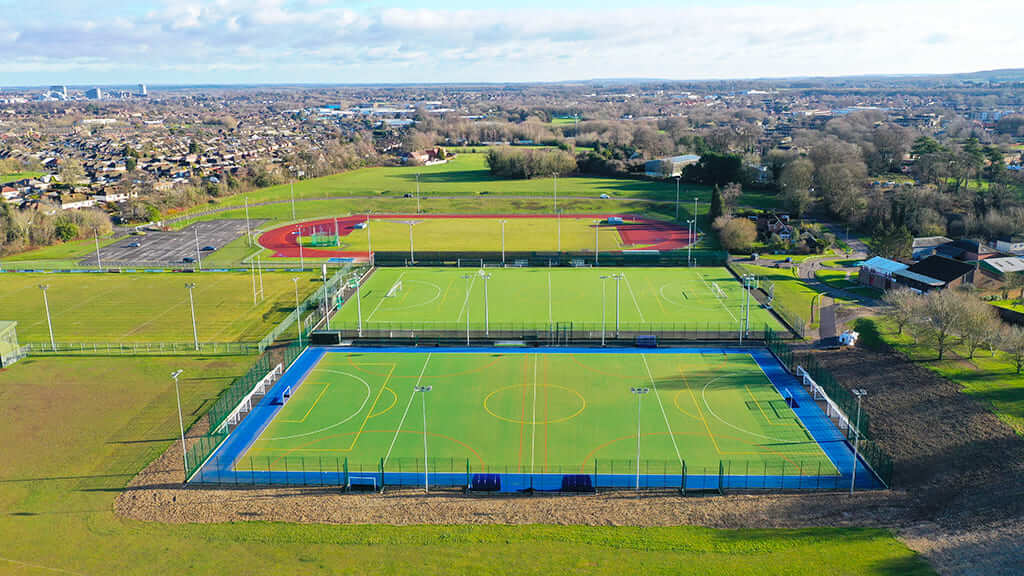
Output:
[{"xmin": 115, "ymin": 345, "xmax": 1023, "ymax": 575}]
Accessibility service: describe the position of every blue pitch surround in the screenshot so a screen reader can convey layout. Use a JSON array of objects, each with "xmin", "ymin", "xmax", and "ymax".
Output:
[{"xmin": 191, "ymin": 347, "xmax": 883, "ymax": 492}]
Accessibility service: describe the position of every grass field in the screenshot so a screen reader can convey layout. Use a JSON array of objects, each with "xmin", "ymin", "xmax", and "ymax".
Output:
[
  {"xmin": 855, "ymin": 316, "xmax": 1024, "ymax": 435},
  {"xmin": 332, "ymin": 267, "xmax": 781, "ymax": 332},
  {"xmin": 237, "ymin": 350, "xmax": 837, "ymax": 477},
  {"xmin": 0, "ymin": 271, "xmax": 321, "ymax": 343},
  {"xmin": 0, "ymin": 353, "xmax": 931, "ymax": 574},
  {"xmin": 0, "ymin": 171, "xmax": 45, "ymax": 184},
  {"xmin": 295, "ymin": 216, "xmax": 636, "ymax": 253}
]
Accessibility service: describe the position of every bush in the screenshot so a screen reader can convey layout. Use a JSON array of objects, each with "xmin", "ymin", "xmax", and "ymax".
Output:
[{"xmin": 714, "ymin": 216, "xmax": 757, "ymax": 252}]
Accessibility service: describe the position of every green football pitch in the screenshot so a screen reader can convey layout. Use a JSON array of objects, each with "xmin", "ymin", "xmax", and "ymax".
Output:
[
  {"xmin": 331, "ymin": 267, "xmax": 782, "ymax": 332},
  {"xmin": 237, "ymin": 350, "xmax": 838, "ymax": 476},
  {"xmin": 0, "ymin": 271, "xmax": 322, "ymax": 343}
]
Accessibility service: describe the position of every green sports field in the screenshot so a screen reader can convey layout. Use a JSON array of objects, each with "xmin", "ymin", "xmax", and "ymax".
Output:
[
  {"xmin": 0, "ymin": 271, "xmax": 321, "ymax": 343},
  {"xmin": 309, "ymin": 216, "xmax": 632, "ymax": 252},
  {"xmin": 332, "ymin": 267, "xmax": 781, "ymax": 332},
  {"xmin": 238, "ymin": 350, "xmax": 837, "ymax": 476}
]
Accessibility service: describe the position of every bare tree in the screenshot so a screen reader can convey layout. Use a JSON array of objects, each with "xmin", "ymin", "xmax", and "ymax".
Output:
[
  {"xmin": 1002, "ymin": 325, "xmax": 1024, "ymax": 374},
  {"xmin": 916, "ymin": 289, "xmax": 966, "ymax": 361},
  {"xmin": 958, "ymin": 295, "xmax": 998, "ymax": 360},
  {"xmin": 883, "ymin": 287, "xmax": 919, "ymax": 336}
]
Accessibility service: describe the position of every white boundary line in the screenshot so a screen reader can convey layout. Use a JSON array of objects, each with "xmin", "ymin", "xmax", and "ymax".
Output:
[
  {"xmin": 621, "ymin": 272, "xmax": 646, "ymax": 322},
  {"xmin": 265, "ymin": 369, "xmax": 371, "ymax": 441},
  {"xmin": 531, "ymin": 353, "xmax": 538, "ymax": 473},
  {"xmin": 640, "ymin": 353, "xmax": 682, "ymax": 465},
  {"xmin": 698, "ymin": 272, "xmax": 738, "ymax": 323},
  {"xmin": 456, "ymin": 274, "xmax": 477, "ymax": 323},
  {"xmin": 383, "ymin": 353, "xmax": 431, "ymax": 467},
  {"xmin": 366, "ymin": 270, "xmax": 406, "ymax": 322}
]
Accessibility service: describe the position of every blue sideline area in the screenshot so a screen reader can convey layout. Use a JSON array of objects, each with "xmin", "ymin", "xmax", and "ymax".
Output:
[{"xmin": 192, "ymin": 346, "xmax": 883, "ymax": 492}]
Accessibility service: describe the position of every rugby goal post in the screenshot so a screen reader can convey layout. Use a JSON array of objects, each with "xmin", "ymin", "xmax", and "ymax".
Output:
[{"xmin": 385, "ymin": 281, "xmax": 403, "ymax": 297}]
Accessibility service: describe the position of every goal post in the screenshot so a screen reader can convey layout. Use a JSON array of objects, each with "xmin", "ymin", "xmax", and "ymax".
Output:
[
  {"xmin": 385, "ymin": 281, "xmax": 403, "ymax": 298},
  {"xmin": 711, "ymin": 282, "xmax": 728, "ymax": 299}
]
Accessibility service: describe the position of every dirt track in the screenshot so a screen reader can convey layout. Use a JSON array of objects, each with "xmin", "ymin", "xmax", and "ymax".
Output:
[{"xmin": 116, "ymin": 345, "xmax": 1024, "ymax": 575}]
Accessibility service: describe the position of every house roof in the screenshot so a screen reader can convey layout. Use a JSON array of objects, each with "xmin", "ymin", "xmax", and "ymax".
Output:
[
  {"xmin": 912, "ymin": 236, "xmax": 952, "ymax": 249},
  {"xmin": 893, "ymin": 269, "xmax": 946, "ymax": 287},
  {"xmin": 860, "ymin": 256, "xmax": 908, "ymax": 275},
  {"xmin": 983, "ymin": 257, "xmax": 1024, "ymax": 274},
  {"xmin": 905, "ymin": 255, "xmax": 975, "ymax": 284}
]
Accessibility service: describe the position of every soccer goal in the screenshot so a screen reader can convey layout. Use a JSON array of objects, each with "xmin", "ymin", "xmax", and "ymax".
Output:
[
  {"xmin": 711, "ymin": 282, "xmax": 728, "ymax": 299},
  {"xmin": 385, "ymin": 281, "xmax": 403, "ymax": 298}
]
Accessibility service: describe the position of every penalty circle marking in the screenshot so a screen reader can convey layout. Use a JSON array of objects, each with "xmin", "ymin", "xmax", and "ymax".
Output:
[
  {"xmin": 483, "ymin": 383, "xmax": 586, "ymax": 424},
  {"xmin": 267, "ymin": 369, "xmax": 372, "ymax": 441}
]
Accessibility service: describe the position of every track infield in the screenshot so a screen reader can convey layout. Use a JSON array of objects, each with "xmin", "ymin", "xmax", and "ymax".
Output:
[
  {"xmin": 197, "ymin": 347, "xmax": 881, "ymax": 491},
  {"xmin": 258, "ymin": 214, "xmax": 693, "ymax": 258},
  {"xmin": 331, "ymin": 267, "xmax": 782, "ymax": 333}
]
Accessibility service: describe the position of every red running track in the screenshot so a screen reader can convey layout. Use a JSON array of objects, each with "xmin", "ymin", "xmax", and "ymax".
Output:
[{"xmin": 257, "ymin": 213, "xmax": 694, "ymax": 258}]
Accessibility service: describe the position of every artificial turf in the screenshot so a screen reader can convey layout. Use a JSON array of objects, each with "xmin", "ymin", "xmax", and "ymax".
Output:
[
  {"xmin": 0, "ymin": 271, "xmax": 322, "ymax": 343},
  {"xmin": 238, "ymin": 350, "xmax": 836, "ymax": 476},
  {"xmin": 331, "ymin": 267, "xmax": 781, "ymax": 332}
]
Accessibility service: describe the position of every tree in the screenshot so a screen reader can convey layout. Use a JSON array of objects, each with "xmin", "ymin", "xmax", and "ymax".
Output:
[
  {"xmin": 125, "ymin": 157, "xmax": 137, "ymax": 172},
  {"xmin": 58, "ymin": 159, "xmax": 85, "ymax": 186},
  {"xmin": 1002, "ymin": 325, "xmax": 1024, "ymax": 374},
  {"xmin": 779, "ymin": 158, "xmax": 814, "ymax": 216},
  {"xmin": 916, "ymin": 289, "xmax": 967, "ymax": 361},
  {"xmin": 869, "ymin": 225, "xmax": 912, "ymax": 260},
  {"xmin": 1006, "ymin": 272, "xmax": 1024, "ymax": 300},
  {"xmin": 684, "ymin": 152, "xmax": 744, "ymax": 186},
  {"xmin": 958, "ymin": 296, "xmax": 998, "ymax": 360},
  {"xmin": 714, "ymin": 216, "xmax": 757, "ymax": 252},
  {"xmin": 911, "ymin": 136, "xmax": 943, "ymax": 157},
  {"xmin": 721, "ymin": 182, "xmax": 742, "ymax": 208},
  {"xmin": 54, "ymin": 221, "xmax": 78, "ymax": 242},
  {"xmin": 883, "ymin": 287, "xmax": 919, "ymax": 336},
  {"xmin": 817, "ymin": 161, "xmax": 867, "ymax": 221},
  {"xmin": 709, "ymin": 185, "xmax": 724, "ymax": 221}
]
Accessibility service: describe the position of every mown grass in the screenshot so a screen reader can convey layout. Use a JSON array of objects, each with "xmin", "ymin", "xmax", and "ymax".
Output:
[
  {"xmin": 0, "ymin": 171, "xmax": 45, "ymax": 183},
  {"xmin": 0, "ymin": 355, "xmax": 933, "ymax": 575},
  {"xmin": 854, "ymin": 316, "xmax": 1024, "ymax": 435},
  {"xmin": 735, "ymin": 263, "xmax": 823, "ymax": 329}
]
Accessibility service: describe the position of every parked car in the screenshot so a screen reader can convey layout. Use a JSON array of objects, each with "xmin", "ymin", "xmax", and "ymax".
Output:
[
  {"xmin": 127, "ymin": 242, "xmax": 141, "ymax": 248},
  {"xmin": 599, "ymin": 194, "xmax": 610, "ymax": 199},
  {"xmin": 182, "ymin": 257, "xmax": 195, "ymax": 263},
  {"xmin": 201, "ymin": 245, "xmax": 215, "ymax": 251},
  {"xmin": 403, "ymin": 193, "xmax": 413, "ymax": 198}
]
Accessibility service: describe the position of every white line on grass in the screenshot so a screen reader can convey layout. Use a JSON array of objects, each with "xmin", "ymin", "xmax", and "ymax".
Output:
[
  {"xmin": 640, "ymin": 353, "xmax": 683, "ymax": 466},
  {"xmin": 383, "ymin": 353, "xmax": 432, "ymax": 467},
  {"xmin": 456, "ymin": 274, "xmax": 477, "ymax": 323},
  {"xmin": 698, "ymin": 273, "xmax": 738, "ymax": 323},
  {"xmin": 0, "ymin": 556, "xmax": 87, "ymax": 576},
  {"xmin": 531, "ymin": 353, "xmax": 538, "ymax": 473},
  {"xmin": 622, "ymin": 272, "xmax": 646, "ymax": 323},
  {"xmin": 366, "ymin": 270, "xmax": 406, "ymax": 322}
]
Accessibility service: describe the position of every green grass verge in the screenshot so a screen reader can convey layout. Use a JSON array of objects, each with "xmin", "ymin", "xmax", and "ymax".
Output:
[
  {"xmin": 854, "ymin": 316, "xmax": 1024, "ymax": 435},
  {"xmin": 0, "ymin": 171, "xmax": 45, "ymax": 184},
  {"xmin": 733, "ymin": 263, "xmax": 822, "ymax": 329},
  {"xmin": 0, "ymin": 271, "xmax": 321, "ymax": 343},
  {"xmin": 0, "ymin": 355, "xmax": 932, "ymax": 575},
  {"xmin": 0, "ymin": 233, "xmax": 121, "ymax": 265}
]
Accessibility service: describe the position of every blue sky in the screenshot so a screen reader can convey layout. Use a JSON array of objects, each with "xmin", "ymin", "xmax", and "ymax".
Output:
[{"xmin": 0, "ymin": 0, "xmax": 1020, "ymax": 87}]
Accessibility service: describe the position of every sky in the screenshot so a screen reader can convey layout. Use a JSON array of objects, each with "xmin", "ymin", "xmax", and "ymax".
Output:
[{"xmin": 0, "ymin": 0, "xmax": 1021, "ymax": 87}]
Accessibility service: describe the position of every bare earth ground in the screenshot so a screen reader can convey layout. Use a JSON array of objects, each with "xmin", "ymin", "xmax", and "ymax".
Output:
[{"xmin": 116, "ymin": 346, "xmax": 1024, "ymax": 576}]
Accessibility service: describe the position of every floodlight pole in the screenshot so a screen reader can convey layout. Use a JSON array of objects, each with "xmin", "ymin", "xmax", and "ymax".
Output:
[
  {"xmin": 630, "ymin": 386, "xmax": 650, "ymax": 491},
  {"xmin": 415, "ymin": 385, "xmax": 432, "ymax": 492},
  {"xmin": 686, "ymin": 220, "xmax": 693, "ymax": 266},
  {"xmin": 600, "ymin": 276, "xmax": 609, "ymax": 346},
  {"xmin": 94, "ymin": 231, "xmax": 102, "ymax": 270},
  {"xmin": 257, "ymin": 255, "xmax": 264, "ymax": 299},
  {"xmin": 290, "ymin": 180, "xmax": 296, "ymax": 220},
  {"xmin": 408, "ymin": 222, "xmax": 416, "ymax": 264},
  {"xmin": 185, "ymin": 282, "xmax": 198, "ymax": 351},
  {"xmin": 39, "ymin": 284, "xmax": 55, "ymax": 351},
  {"xmin": 171, "ymin": 370, "xmax": 188, "ymax": 478},
  {"xmin": 479, "ymin": 270, "xmax": 491, "ymax": 335},
  {"xmin": 194, "ymin": 227, "xmax": 202, "ymax": 270},
  {"xmin": 353, "ymin": 278, "xmax": 363, "ymax": 337},
  {"xmin": 500, "ymin": 219, "xmax": 507, "ymax": 265},
  {"xmin": 552, "ymin": 172, "xmax": 557, "ymax": 214},
  {"xmin": 614, "ymin": 274, "xmax": 622, "ymax": 335},
  {"xmin": 850, "ymin": 389, "xmax": 867, "ymax": 495},
  {"xmin": 693, "ymin": 197, "xmax": 698, "ymax": 234},
  {"xmin": 251, "ymin": 260, "xmax": 257, "ymax": 305},
  {"xmin": 293, "ymin": 277, "xmax": 302, "ymax": 346},
  {"xmin": 557, "ymin": 209, "xmax": 561, "ymax": 252},
  {"xmin": 462, "ymin": 274, "xmax": 472, "ymax": 346},
  {"xmin": 244, "ymin": 197, "xmax": 251, "ymax": 247},
  {"xmin": 674, "ymin": 176, "xmax": 681, "ymax": 221}
]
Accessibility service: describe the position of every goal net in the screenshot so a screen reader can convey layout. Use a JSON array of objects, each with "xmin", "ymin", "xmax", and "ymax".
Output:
[
  {"xmin": 385, "ymin": 281, "xmax": 403, "ymax": 298},
  {"xmin": 711, "ymin": 282, "xmax": 728, "ymax": 299}
]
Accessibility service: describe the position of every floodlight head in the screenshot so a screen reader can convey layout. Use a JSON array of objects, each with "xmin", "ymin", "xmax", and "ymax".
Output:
[
  {"xmin": 630, "ymin": 387, "xmax": 650, "ymax": 394},
  {"xmin": 852, "ymin": 389, "xmax": 868, "ymax": 397},
  {"xmin": 38, "ymin": 283, "xmax": 48, "ymax": 290},
  {"xmin": 415, "ymin": 385, "xmax": 432, "ymax": 392},
  {"xmin": 185, "ymin": 282, "xmax": 196, "ymax": 289},
  {"xmin": 170, "ymin": 369, "xmax": 183, "ymax": 379}
]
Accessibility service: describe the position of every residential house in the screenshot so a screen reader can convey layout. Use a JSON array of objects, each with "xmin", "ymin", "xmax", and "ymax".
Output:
[{"xmin": 911, "ymin": 236, "xmax": 952, "ymax": 261}]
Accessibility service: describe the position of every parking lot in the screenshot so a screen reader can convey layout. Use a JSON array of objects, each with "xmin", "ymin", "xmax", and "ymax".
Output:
[{"xmin": 79, "ymin": 219, "xmax": 266, "ymax": 266}]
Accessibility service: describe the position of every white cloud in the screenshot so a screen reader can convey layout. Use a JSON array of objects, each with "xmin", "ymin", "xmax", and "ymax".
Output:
[{"xmin": 0, "ymin": 1, "xmax": 1021, "ymax": 84}]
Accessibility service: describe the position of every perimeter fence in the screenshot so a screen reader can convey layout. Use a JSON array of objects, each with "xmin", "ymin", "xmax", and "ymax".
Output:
[
  {"xmin": 727, "ymin": 260, "xmax": 808, "ymax": 339},
  {"xmin": 765, "ymin": 328, "xmax": 893, "ymax": 486},
  {"xmin": 191, "ymin": 455, "xmax": 859, "ymax": 494},
  {"xmin": 371, "ymin": 250, "xmax": 728, "ymax": 268}
]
